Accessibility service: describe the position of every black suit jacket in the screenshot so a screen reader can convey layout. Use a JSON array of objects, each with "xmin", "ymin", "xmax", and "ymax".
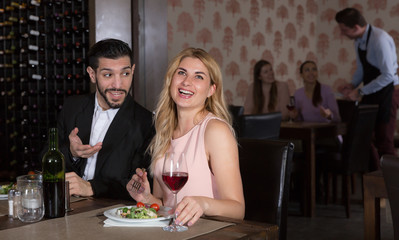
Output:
[{"xmin": 57, "ymin": 93, "xmax": 154, "ymax": 199}]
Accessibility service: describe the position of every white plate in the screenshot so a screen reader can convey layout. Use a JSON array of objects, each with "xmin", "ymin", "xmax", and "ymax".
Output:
[{"xmin": 104, "ymin": 205, "xmax": 172, "ymax": 223}]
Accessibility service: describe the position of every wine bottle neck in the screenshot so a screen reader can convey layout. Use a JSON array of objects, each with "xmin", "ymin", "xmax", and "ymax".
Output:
[{"xmin": 48, "ymin": 128, "xmax": 59, "ymax": 150}]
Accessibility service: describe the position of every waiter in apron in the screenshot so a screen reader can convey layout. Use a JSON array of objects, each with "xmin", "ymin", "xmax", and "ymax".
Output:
[{"xmin": 335, "ymin": 8, "xmax": 399, "ymax": 169}]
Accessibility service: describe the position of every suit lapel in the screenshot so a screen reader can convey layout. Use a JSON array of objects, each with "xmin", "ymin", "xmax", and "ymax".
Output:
[
  {"xmin": 75, "ymin": 94, "xmax": 95, "ymax": 145},
  {"xmin": 73, "ymin": 94, "xmax": 95, "ymax": 176}
]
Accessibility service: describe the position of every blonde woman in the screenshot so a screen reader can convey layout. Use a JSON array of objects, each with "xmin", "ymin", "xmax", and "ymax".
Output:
[{"xmin": 127, "ymin": 48, "xmax": 245, "ymax": 227}]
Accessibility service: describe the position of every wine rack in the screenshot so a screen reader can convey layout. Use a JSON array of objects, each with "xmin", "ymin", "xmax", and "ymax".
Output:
[{"xmin": 0, "ymin": 0, "xmax": 90, "ymax": 179}]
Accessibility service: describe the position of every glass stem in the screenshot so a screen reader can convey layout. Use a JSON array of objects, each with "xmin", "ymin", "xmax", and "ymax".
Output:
[{"xmin": 173, "ymin": 193, "xmax": 177, "ymax": 226}]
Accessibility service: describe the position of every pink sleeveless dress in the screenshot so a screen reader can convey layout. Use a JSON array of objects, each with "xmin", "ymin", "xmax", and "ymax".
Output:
[{"xmin": 154, "ymin": 113, "xmax": 222, "ymax": 207}]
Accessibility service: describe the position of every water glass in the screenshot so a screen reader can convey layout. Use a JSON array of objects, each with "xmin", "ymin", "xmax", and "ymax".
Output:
[{"xmin": 16, "ymin": 174, "xmax": 44, "ymax": 222}]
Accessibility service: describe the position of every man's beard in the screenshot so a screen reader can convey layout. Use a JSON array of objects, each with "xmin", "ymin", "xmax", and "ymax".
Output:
[{"xmin": 96, "ymin": 81, "xmax": 129, "ymax": 109}]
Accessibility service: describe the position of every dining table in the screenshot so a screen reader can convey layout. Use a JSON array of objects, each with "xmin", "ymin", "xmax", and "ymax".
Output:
[
  {"xmin": 0, "ymin": 196, "xmax": 279, "ymax": 240},
  {"xmin": 279, "ymin": 121, "xmax": 347, "ymax": 217}
]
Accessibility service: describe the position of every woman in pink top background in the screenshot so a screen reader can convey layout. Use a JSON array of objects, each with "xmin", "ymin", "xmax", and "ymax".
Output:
[{"xmin": 126, "ymin": 48, "xmax": 245, "ymax": 227}]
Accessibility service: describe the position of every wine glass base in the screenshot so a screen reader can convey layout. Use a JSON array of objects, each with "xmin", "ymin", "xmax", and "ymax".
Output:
[{"xmin": 163, "ymin": 225, "xmax": 188, "ymax": 232}]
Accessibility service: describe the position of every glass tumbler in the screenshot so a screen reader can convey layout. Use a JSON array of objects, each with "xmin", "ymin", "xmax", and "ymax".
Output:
[{"xmin": 16, "ymin": 174, "xmax": 44, "ymax": 222}]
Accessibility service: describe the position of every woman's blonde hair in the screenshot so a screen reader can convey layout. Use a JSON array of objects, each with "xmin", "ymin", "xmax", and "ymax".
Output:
[{"xmin": 148, "ymin": 48, "xmax": 232, "ymax": 173}]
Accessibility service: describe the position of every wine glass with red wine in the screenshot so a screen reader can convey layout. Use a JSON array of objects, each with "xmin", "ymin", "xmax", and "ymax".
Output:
[
  {"xmin": 162, "ymin": 152, "xmax": 189, "ymax": 232},
  {"xmin": 286, "ymin": 96, "xmax": 296, "ymax": 122}
]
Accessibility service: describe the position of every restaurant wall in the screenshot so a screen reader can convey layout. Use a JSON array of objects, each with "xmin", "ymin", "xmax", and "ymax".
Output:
[{"xmin": 167, "ymin": 0, "xmax": 399, "ymax": 107}]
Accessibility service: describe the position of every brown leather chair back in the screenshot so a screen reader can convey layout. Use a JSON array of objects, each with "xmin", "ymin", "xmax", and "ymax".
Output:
[
  {"xmin": 381, "ymin": 155, "xmax": 399, "ymax": 240},
  {"xmin": 238, "ymin": 138, "xmax": 294, "ymax": 240},
  {"xmin": 239, "ymin": 112, "xmax": 282, "ymax": 139}
]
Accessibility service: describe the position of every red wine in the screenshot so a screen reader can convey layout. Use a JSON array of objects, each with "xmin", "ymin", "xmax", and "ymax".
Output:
[
  {"xmin": 162, "ymin": 172, "xmax": 188, "ymax": 193},
  {"xmin": 43, "ymin": 181, "xmax": 65, "ymax": 218},
  {"xmin": 286, "ymin": 105, "xmax": 295, "ymax": 111}
]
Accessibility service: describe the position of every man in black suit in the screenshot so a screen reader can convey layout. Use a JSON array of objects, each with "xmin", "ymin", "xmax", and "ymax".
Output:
[{"xmin": 58, "ymin": 39, "xmax": 154, "ymax": 199}]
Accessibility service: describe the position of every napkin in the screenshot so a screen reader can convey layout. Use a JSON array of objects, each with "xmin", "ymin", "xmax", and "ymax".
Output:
[
  {"xmin": 0, "ymin": 195, "xmax": 8, "ymax": 200},
  {"xmin": 103, "ymin": 218, "xmax": 171, "ymax": 227}
]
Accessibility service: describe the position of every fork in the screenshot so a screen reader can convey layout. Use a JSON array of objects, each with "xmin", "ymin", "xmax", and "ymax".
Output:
[
  {"xmin": 130, "ymin": 168, "xmax": 146, "ymax": 192},
  {"xmin": 131, "ymin": 180, "xmax": 141, "ymax": 192}
]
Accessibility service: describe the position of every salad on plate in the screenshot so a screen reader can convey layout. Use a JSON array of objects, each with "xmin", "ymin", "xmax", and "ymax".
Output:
[
  {"xmin": 0, "ymin": 183, "xmax": 14, "ymax": 194},
  {"xmin": 116, "ymin": 202, "xmax": 160, "ymax": 219},
  {"xmin": 0, "ymin": 183, "xmax": 14, "ymax": 199}
]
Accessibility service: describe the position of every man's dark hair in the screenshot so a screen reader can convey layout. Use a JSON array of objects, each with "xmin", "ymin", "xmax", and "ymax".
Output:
[
  {"xmin": 87, "ymin": 38, "xmax": 134, "ymax": 70},
  {"xmin": 335, "ymin": 8, "xmax": 367, "ymax": 28}
]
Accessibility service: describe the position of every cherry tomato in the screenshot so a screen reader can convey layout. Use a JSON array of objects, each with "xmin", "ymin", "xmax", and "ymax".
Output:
[
  {"xmin": 136, "ymin": 202, "xmax": 145, "ymax": 208},
  {"xmin": 150, "ymin": 203, "xmax": 160, "ymax": 212}
]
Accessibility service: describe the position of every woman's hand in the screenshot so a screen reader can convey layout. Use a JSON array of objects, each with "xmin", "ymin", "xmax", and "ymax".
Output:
[
  {"xmin": 320, "ymin": 106, "xmax": 332, "ymax": 120},
  {"xmin": 174, "ymin": 196, "xmax": 205, "ymax": 227},
  {"xmin": 126, "ymin": 168, "xmax": 152, "ymax": 203},
  {"xmin": 289, "ymin": 108, "xmax": 299, "ymax": 121}
]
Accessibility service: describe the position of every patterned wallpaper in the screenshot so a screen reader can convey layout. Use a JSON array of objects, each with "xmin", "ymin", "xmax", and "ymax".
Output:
[{"xmin": 167, "ymin": 0, "xmax": 399, "ymax": 107}]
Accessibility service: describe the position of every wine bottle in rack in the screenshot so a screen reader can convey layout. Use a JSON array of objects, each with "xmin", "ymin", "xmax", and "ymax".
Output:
[
  {"xmin": 28, "ymin": 59, "xmax": 45, "ymax": 68},
  {"xmin": 53, "ymin": 28, "xmax": 63, "ymax": 36},
  {"xmin": 75, "ymin": 58, "xmax": 84, "ymax": 66},
  {"xmin": 53, "ymin": 59, "xmax": 63, "ymax": 66},
  {"xmin": 66, "ymin": 73, "xmax": 73, "ymax": 81},
  {"xmin": 31, "ymin": 74, "xmax": 42, "ymax": 81},
  {"xmin": 62, "ymin": 27, "xmax": 71, "ymax": 36},
  {"xmin": 52, "ymin": 74, "xmax": 63, "ymax": 82},
  {"xmin": 52, "ymin": 13, "xmax": 63, "ymax": 22},
  {"xmin": 74, "ymin": 42, "xmax": 82, "ymax": 49},
  {"xmin": 75, "ymin": 73, "xmax": 83, "ymax": 81},
  {"xmin": 28, "ymin": 15, "xmax": 45, "ymax": 24},
  {"xmin": 29, "ymin": 29, "xmax": 45, "ymax": 37},
  {"xmin": 30, "ymin": 0, "xmax": 40, "ymax": 7}
]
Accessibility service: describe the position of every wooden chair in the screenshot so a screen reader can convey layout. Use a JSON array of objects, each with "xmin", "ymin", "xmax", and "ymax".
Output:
[
  {"xmin": 317, "ymin": 104, "xmax": 378, "ymax": 218},
  {"xmin": 238, "ymin": 138, "xmax": 294, "ymax": 240},
  {"xmin": 238, "ymin": 112, "xmax": 282, "ymax": 139},
  {"xmin": 381, "ymin": 155, "xmax": 399, "ymax": 240}
]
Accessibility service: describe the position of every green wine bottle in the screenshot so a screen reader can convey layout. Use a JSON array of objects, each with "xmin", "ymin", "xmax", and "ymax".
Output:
[{"xmin": 42, "ymin": 128, "xmax": 65, "ymax": 218}]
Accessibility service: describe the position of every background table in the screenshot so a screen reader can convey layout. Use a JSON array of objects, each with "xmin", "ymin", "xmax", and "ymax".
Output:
[{"xmin": 280, "ymin": 121, "xmax": 346, "ymax": 217}]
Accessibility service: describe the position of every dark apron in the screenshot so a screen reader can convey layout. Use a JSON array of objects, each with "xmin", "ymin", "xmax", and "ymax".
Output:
[{"xmin": 358, "ymin": 26, "xmax": 393, "ymax": 123}]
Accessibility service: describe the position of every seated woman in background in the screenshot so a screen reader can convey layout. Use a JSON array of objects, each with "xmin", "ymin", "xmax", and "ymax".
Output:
[
  {"xmin": 292, "ymin": 60, "xmax": 342, "ymax": 201},
  {"xmin": 244, "ymin": 60, "xmax": 291, "ymax": 120},
  {"xmin": 126, "ymin": 48, "xmax": 245, "ymax": 227},
  {"xmin": 292, "ymin": 60, "xmax": 341, "ymax": 123}
]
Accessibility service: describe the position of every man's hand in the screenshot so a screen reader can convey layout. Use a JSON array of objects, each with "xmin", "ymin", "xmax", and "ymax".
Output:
[
  {"xmin": 338, "ymin": 83, "xmax": 354, "ymax": 97},
  {"xmin": 66, "ymin": 172, "xmax": 94, "ymax": 197},
  {"xmin": 347, "ymin": 89, "xmax": 362, "ymax": 101},
  {"xmin": 69, "ymin": 127, "xmax": 102, "ymax": 158}
]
